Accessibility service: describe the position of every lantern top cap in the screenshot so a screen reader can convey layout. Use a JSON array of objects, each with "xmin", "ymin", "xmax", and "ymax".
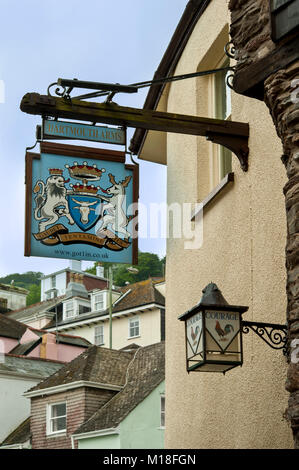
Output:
[
  {"xmin": 178, "ymin": 282, "xmax": 248, "ymax": 321},
  {"xmin": 200, "ymin": 282, "xmax": 229, "ymax": 305}
]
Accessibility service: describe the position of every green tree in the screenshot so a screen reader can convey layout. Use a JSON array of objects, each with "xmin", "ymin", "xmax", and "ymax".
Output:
[
  {"xmin": 85, "ymin": 252, "xmax": 165, "ymax": 287},
  {"xmin": 26, "ymin": 283, "xmax": 41, "ymax": 306},
  {"xmin": 0, "ymin": 271, "xmax": 43, "ymax": 290}
]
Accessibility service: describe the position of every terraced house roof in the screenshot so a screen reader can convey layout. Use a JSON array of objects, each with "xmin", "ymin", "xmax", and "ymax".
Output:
[
  {"xmin": 74, "ymin": 342, "xmax": 165, "ymax": 434},
  {"xmin": 26, "ymin": 345, "xmax": 135, "ymax": 393}
]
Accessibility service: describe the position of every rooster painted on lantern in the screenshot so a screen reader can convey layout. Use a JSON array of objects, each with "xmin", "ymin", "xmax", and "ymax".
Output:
[{"xmin": 215, "ymin": 320, "xmax": 234, "ymax": 341}]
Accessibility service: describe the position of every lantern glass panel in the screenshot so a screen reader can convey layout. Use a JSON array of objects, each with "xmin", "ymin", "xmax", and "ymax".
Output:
[
  {"xmin": 205, "ymin": 310, "xmax": 241, "ymax": 353},
  {"xmin": 186, "ymin": 311, "xmax": 203, "ymax": 361}
]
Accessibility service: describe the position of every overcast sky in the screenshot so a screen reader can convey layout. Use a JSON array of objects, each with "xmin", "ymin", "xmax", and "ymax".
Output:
[{"xmin": 0, "ymin": 0, "xmax": 188, "ymax": 276}]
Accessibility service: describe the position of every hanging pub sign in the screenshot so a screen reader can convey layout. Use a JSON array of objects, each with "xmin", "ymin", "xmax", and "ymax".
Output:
[
  {"xmin": 25, "ymin": 142, "xmax": 138, "ymax": 264},
  {"xmin": 38, "ymin": 119, "xmax": 126, "ymax": 146}
]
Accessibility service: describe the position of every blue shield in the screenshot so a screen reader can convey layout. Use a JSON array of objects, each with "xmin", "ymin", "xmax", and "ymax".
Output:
[{"xmin": 68, "ymin": 194, "xmax": 103, "ymax": 232}]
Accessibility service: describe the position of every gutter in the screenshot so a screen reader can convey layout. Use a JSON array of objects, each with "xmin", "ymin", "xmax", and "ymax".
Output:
[
  {"xmin": 0, "ymin": 442, "xmax": 30, "ymax": 450},
  {"xmin": 24, "ymin": 380, "xmax": 123, "ymax": 398},
  {"xmin": 72, "ymin": 426, "xmax": 120, "ymax": 448},
  {"xmin": 46, "ymin": 302, "xmax": 164, "ymax": 332},
  {"xmin": 129, "ymin": 0, "xmax": 211, "ymax": 156}
]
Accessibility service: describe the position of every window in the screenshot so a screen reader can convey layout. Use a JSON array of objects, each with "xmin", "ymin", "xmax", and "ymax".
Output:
[
  {"xmin": 64, "ymin": 300, "xmax": 75, "ymax": 319},
  {"xmin": 160, "ymin": 395, "xmax": 165, "ymax": 428},
  {"xmin": 79, "ymin": 304, "xmax": 90, "ymax": 315},
  {"xmin": 129, "ymin": 316, "xmax": 140, "ymax": 338},
  {"xmin": 47, "ymin": 402, "xmax": 67, "ymax": 435},
  {"xmin": 95, "ymin": 325, "xmax": 104, "ymax": 345},
  {"xmin": 0, "ymin": 298, "xmax": 7, "ymax": 310},
  {"xmin": 94, "ymin": 293, "xmax": 104, "ymax": 311},
  {"xmin": 51, "ymin": 275, "xmax": 56, "ymax": 288},
  {"xmin": 214, "ymin": 57, "xmax": 232, "ymax": 179}
]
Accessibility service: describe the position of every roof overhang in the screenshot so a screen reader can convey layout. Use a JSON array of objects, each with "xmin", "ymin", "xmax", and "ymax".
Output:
[
  {"xmin": 72, "ymin": 427, "xmax": 120, "ymax": 441},
  {"xmin": 24, "ymin": 380, "xmax": 123, "ymax": 398},
  {"xmin": 129, "ymin": 0, "xmax": 211, "ymax": 163},
  {"xmin": 46, "ymin": 302, "xmax": 164, "ymax": 331}
]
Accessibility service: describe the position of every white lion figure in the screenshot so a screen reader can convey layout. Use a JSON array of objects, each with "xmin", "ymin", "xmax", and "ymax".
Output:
[{"xmin": 33, "ymin": 172, "xmax": 74, "ymax": 232}]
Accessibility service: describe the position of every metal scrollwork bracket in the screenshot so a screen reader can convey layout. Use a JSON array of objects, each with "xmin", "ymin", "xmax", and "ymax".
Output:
[
  {"xmin": 47, "ymin": 82, "xmax": 73, "ymax": 104},
  {"xmin": 224, "ymin": 41, "xmax": 236, "ymax": 90},
  {"xmin": 242, "ymin": 321, "xmax": 288, "ymax": 356}
]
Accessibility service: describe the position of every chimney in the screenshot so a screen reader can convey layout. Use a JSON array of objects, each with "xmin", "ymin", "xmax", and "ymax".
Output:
[
  {"xmin": 40, "ymin": 334, "xmax": 58, "ymax": 361},
  {"xmin": 96, "ymin": 263, "xmax": 105, "ymax": 278},
  {"xmin": 69, "ymin": 260, "xmax": 82, "ymax": 272}
]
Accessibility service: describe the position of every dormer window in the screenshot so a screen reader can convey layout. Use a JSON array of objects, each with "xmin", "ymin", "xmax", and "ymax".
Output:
[
  {"xmin": 64, "ymin": 300, "xmax": 75, "ymax": 319},
  {"xmin": 63, "ymin": 297, "xmax": 91, "ymax": 321},
  {"xmin": 94, "ymin": 293, "xmax": 105, "ymax": 311}
]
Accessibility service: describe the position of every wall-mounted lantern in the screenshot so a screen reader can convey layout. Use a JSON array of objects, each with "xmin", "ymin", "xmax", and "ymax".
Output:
[
  {"xmin": 178, "ymin": 283, "xmax": 248, "ymax": 374},
  {"xmin": 178, "ymin": 283, "xmax": 288, "ymax": 374}
]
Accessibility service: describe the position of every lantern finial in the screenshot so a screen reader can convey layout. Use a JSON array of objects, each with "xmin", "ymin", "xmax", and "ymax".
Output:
[{"xmin": 200, "ymin": 282, "xmax": 229, "ymax": 306}]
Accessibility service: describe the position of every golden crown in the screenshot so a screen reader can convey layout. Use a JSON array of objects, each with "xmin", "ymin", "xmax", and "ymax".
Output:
[
  {"xmin": 48, "ymin": 168, "xmax": 63, "ymax": 176},
  {"xmin": 65, "ymin": 161, "xmax": 105, "ymax": 181},
  {"xmin": 70, "ymin": 183, "xmax": 99, "ymax": 195}
]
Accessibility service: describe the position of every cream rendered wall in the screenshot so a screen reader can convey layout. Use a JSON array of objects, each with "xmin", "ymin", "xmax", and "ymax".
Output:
[
  {"xmin": 0, "ymin": 290, "xmax": 27, "ymax": 310},
  {"xmin": 0, "ymin": 376, "xmax": 38, "ymax": 442},
  {"xmin": 164, "ymin": 0, "xmax": 292, "ymax": 449},
  {"xmin": 57, "ymin": 307, "xmax": 162, "ymax": 350}
]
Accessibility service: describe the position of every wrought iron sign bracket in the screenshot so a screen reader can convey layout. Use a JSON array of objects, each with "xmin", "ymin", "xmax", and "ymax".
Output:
[
  {"xmin": 206, "ymin": 131, "xmax": 249, "ymax": 172},
  {"xmin": 242, "ymin": 320, "xmax": 288, "ymax": 356}
]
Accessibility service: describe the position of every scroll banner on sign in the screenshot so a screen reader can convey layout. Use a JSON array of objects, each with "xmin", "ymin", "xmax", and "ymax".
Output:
[
  {"xmin": 42, "ymin": 119, "xmax": 126, "ymax": 145},
  {"xmin": 25, "ymin": 142, "xmax": 138, "ymax": 264}
]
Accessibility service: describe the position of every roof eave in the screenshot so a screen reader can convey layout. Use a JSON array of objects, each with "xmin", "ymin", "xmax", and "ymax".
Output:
[{"xmin": 129, "ymin": 0, "xmax": 211, "ymax": 157}]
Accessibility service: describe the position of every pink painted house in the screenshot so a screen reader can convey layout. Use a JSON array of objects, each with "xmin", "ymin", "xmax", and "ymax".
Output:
[{"xmin": 0, "ymin": 313, "xmax": 90, "ymax": 362}]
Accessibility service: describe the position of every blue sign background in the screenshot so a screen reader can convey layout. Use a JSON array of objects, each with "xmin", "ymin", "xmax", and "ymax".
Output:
[{"xmin": 29, "ymin": 151, "xmax": 136, "ymax": 264}]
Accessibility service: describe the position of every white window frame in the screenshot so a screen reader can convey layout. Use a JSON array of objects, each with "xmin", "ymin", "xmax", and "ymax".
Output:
[
  {"xmin": 47, "ymin": 402, "xmax": 67, "ymax": 436},
  {"xmin": 94, "ymin": 324, "xmax": 104, "ymax": 346},
  {"xmin": 160, "ymin": 394, "xmax": 165, "ymax": 429},
  {"xmin": 64, "ymin": 300, "xmax": 76, "ymax": 320},
  {"xmin": 94, "ymin": 292, "xmax": 105, "ymax": 311},
  {"xmin": 213, "ymin": 56, "xmax": 232, "ymax": 181},
  {"xmin": 128, "ymin": 316, "xmax": 140, "ymax": 338}
]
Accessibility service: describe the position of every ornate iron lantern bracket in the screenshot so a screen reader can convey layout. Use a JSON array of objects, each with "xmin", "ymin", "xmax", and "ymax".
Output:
[{"xmin": 242, "ymin": 321, "xmax": 288, "ymax": 356}]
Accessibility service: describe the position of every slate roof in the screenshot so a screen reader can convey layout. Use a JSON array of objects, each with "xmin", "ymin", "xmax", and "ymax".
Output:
[
  {"xmin": 8, "ymin": 295, "xmax": 64, "ymax": 321},
  {"xmin": 74, "ymin": 342, "xmax": 165, "ymax": 435},
  {"xmin": 0, "ymin": 313, "xmax": 90, "ymax": 352},
  {"xmin": 27, "ymin": 327, "xmax": 91, "ymax": 348},
  {"xmin": 113, "ymin": 278, "xmax": 165, "ymax": 313},
  {"xmin": 1, "ymin": 418, "xmax": 31, "ymax": 446},
  {"xmin": 27, "ymin": 345, "xmax": 135, "ymax": 393},
  {"xmin": 0, "ymin": 283, "xmax": 28, "ymax": 294},
  {"xmin": 45, "ymin": 278, "xmax": 165, "ymax": 329},
  {"xmin": 0, "ymin": 354, "xmax": 64, "ymax": 379},
  {"xmin": 0, "ymin": 313, "xmax": 27, "ymax": 339},
  {"xmin": 10, "ymin": 340, "xmax": 41, "ymax": 356}
]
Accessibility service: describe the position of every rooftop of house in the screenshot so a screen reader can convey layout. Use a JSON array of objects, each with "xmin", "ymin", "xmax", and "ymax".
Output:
[
  {"xmin": 0, "ymin": 282, "xmax": 29, "ymax": 294},
  {"xmin": 0, "ymin": 313, "xmax": 91, "ymax": 353},
  {"xmin": 8, "ymin": 295, "xmax": 64, "ymax": 322},
  {"xmin": 1, "ymin": 418, "xmax": 31, "ymax": 447},
  {"xmin": 44, "ymin": 277, "xmax": 165, "ymax": 330},
  {"xmin": 0, "ymin": 353, "xmax": 64, "ymax": 379},
  {"xmin": 26, "ymin": 345, "xmax": 135, "ymax": 393},
  {"xmin": 0, "ymin": 313, "xmax": 27, "ymax": 339},
  {"xmin": 74, "ymin": 342, "xmax": 165, "ymax": 435}
]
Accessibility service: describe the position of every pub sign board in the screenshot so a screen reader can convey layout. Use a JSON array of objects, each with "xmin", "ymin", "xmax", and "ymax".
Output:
[
  {"xmin": 25, "ymin": 142, "xmax": 138, "ymax": 264},
  {"xmin": 40, "ymin": 119, "xmax": 126, "ymax": 146}
]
